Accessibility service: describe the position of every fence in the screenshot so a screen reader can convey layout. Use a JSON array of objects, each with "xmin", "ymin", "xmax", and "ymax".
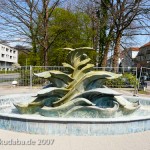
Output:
[
  {"xmin": 0, "ymin": 66, "xmax": 139, "ymax": 91},
  {"xmin": 139, "ymin": 67, "xmax": 150, "ymax": 81},
  {"xmin": 0, "ymin": 66, "xmax": 68, "ymax": 88}
]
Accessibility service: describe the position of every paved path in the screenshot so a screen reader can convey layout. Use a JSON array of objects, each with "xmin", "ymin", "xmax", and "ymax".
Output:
[
  {"xmin": 0, "ymin": 86, "xmax": 41, "ymax": 96},
  {"xmin": 0, "ymin": 129, "xmax": 150, "ymax": 150},
  {"xmin": 0, "ymin": 86, "xmax": 150, "ymax": 150}
]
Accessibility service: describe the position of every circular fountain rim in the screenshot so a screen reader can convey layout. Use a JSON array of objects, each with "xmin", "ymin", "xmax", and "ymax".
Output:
[
  {"xmin": 0, "ymin": 93, "xmax": 150, "ymax": 123},
  {"xmin": 0, "ymin": 112, "xmax": 150, "ymax": 123}
]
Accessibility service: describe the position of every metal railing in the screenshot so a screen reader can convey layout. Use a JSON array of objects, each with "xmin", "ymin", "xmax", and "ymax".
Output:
[{"xmin": 0, "ymin": 66, "xmax": 138, "ymax": 92}]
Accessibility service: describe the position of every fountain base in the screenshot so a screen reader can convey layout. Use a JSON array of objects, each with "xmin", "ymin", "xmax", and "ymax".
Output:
[{"xmin": 0, "ymin": 94, "xmax": 150, "ymax": 136}]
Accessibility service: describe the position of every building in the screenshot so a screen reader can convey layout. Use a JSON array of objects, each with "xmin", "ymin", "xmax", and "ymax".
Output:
[
  {"xmin": 119, "ymin": 47, "xmax": 139, "ymax": 70},
  {"xmin": 0, "ymin": 44, "xmax": 18, "ymax": 71},
  {"xmin": 106, "ymin": 57, "xmax": 113, "ymax": 68},
  {"xmin": 106, "ymin": 46, "xmax": 139, "ymax": 69},
  {"xmin": 135, "ymin": 42, "xmax": 150, "ymax": 68}
]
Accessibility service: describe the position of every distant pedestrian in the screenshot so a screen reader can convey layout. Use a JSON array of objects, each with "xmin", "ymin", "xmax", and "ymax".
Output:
[{"xmin": 119, "ymin": 62, "xmax": 122, "ymax": 73}]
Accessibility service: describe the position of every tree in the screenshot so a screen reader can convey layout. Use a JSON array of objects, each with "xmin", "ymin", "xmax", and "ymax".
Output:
[
  {"xmin": 74, "ymin": 0, "xmax": 115, "ymax": 67},
  {"xmin": 96, "ymin": 0, "xmax": 114, "ymax": 67},
  {"xmin": 110, "ymin": 0, "xmax": 143, "ymax": 71},
  {"xmin": 85, "ymin": 0, "xmax": 148, "ymax": 70},
  {"xmin": 0, "ymin": 0, "xmax": 61, "ymax": 66},
  {"xmin": 14, "ymin": 45, "xmax": 30, "ymax": 66},
  {"xmin": 44, "ymin": 8, "xmax": 96, "ymax": 65}
]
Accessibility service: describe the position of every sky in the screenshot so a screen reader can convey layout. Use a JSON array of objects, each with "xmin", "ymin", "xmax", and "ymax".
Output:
[
  {"xmin": 136, "ymin": 35, "xmax": 150, "ymax": 47},
  {"xmin": 1, "ymin": 0, "xmax": 150, "ymax": 49}
]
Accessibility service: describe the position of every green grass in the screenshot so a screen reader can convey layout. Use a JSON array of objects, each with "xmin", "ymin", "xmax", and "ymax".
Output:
[{"xmin": 138, "ymin": 90, "xmax": 150, "ymax": 95}]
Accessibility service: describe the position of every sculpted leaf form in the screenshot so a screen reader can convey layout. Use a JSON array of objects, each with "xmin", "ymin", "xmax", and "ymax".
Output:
[
  {"xmin": 53, "ymin": 71, "xmax": 122, "ymax": 106},
  {"xmin": 14, "ymin": 87, "xmax": 69, "ymax": 114},
  {"xmin": 34, "ymin": 71, "xmax": 51, "ymax": 79},
  {"xmin": 39, "ymin": 98, "xmax": 95, "ymax": 117},
  {"xmin": 34, "ymin": 70, "xmax": 73, "ymax": 88},
  {"xmin": 14, "ymin": 47, "xmax": 140, "ymax": 118},
  {"xmin": 62, "ymin": 63, "xmax": 74, "ymax": 73}
]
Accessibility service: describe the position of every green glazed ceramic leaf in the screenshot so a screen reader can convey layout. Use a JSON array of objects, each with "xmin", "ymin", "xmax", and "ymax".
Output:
[
  {"xmin": 34, "ymin": 71, "xmax": 51, "ymax": 79},
  {"xmin": 39, "ymin": 98, "xmax": 95, "ymax": 117}
]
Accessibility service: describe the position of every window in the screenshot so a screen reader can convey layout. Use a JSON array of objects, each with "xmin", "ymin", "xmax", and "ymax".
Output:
[
  {"xmin": 1, "ymin": 54, "xmax": 5, "ymax": 57},
  {"xmin": 146, "ymin": 54, "xmax": 150, "ymax": 60},
  {"xmin": 10, "ymin": 56, "xmax": 12, "ymax": 59},
  {"xmin": 2, "ymin": 46, "xmax": 5, "ymax": 49},
  {"xmin": 13, "ymin": 50, "xmax": 16, "ymax": 54},
  {"xmin": 10, "ymin": 50, "xmax": 12, "ymax": 53},
  {"xmin": 6, "ymin": 48, "xmax": 9, "ymax": 52}
]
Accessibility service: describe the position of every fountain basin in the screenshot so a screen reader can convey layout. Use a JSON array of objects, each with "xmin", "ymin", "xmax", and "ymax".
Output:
[{"xmin": 0, "ymin": 94, "xmax": 150, "ymax": 136}]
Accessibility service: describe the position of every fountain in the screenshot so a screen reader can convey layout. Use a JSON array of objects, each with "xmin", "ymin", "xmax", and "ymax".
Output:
[{"xmin": 0, "ymin": 47, "xmax": 150, "ymax": 135}]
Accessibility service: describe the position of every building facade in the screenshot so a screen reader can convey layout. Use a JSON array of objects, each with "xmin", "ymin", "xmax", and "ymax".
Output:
[
  {"xmin": 106, "ymin": 47, "xmax": 139, "ymax": 70},
  {"xmin": 135, "ymin": 42, "xmax": 150, "ymax": 68},
  {"xmin": 0, "ymin": 44, "xmax": 18, "ymax": 71},
  {"xmin": 120, "ymin": 47, "xmax": 139, "ymax": 70}
]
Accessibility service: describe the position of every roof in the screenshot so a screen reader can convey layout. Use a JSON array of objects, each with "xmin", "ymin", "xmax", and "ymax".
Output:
[
  {"xmin": 120, "ymin": 47, "xmax": 139, "ymax": 54},
  {"xmin": 140, "ymin": 42, "xmax": 150, "ymax": 48},
  {"xmin": 129, "ymin": 47, "xmax": 139, "ymax": 51},
  {"xmin": 0, "ymin": 43, "xmax": 16, "ymax": 50}
]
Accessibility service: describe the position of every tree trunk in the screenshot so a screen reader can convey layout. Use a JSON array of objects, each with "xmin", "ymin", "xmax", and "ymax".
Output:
[
  {"xmin": 43, "ymin": 0, "xmax": 49, "ymax": 66},
  {"xmin": 43, "ymin": 47, "xmax": 48, "ymax": 66},
  {"xmin": 101, "ymin": 41, "xmax": 111, "ymax": 68},
  {"xmin": 96, "ymin": 0, "xmax": 110, "ymax": 67},
  {"xmin": 112, "ymin": 33, "xmax": 122, "ymax": 72},
  {"xmin": 32, "ymin": 39, "xmax": 37, "ymax": 65}
]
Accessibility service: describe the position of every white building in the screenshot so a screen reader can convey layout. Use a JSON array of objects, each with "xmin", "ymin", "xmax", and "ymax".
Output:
[
  {"xmin": 0, "ymin": 44, "xmax": 18, "ymax": 71},
  {"xmin": 135, "ymin": 42, "xmax": 150, "ymax": 68},
  {"xmin": 120, "ymin": 47, "xmax": 139, "ymax": 69}
]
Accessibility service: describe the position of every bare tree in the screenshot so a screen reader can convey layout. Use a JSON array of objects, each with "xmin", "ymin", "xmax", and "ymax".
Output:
[
  {"xmin": 81, "ymin": 0, "xmax": 115, "ymax": 67},
  {"xmin": 74, "ymin": 0, "xmax": 111, "ymax": 66},
  {"xmin": 77, "ymin": 0, "xmax": 149, "ymax": 69},
  {"xmin": 0, "ymin": 0, "xmax": 61, "ymax": 65},
  {"xmin": 108, "ymin": 0, "xmax": 143, "ymax": 71}
]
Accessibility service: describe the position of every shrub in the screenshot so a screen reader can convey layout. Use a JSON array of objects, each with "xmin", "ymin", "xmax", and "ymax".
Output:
[{"xmin": 105, "ymin": 73, "xmax": 138, "ymax": 88}]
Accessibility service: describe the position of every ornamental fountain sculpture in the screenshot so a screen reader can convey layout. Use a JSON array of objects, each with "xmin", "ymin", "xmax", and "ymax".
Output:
[
  {"xmin": 0, "ymin": 47, "xmax": 150, "ymax": 135},
  {"xmin": 14, "ymin": 47, "xmax": 140, "ymax": 118}
]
